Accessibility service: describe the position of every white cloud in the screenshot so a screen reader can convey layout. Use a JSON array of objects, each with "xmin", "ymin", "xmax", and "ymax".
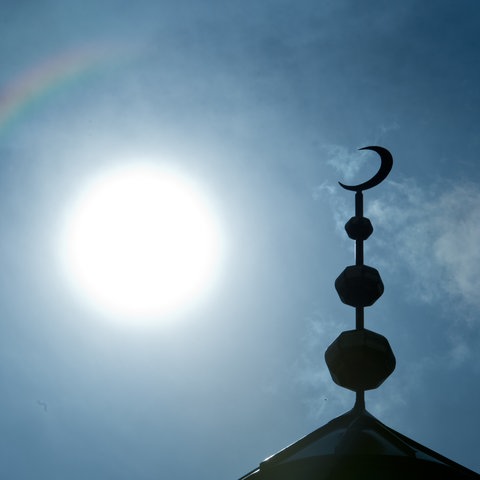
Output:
[
  {"xmin": 447, "ymin": 333, "xmax": 472, "ymax": 367},
  {"xmin": 317, "ymin": 173, "xmax": 480, "ymax": 312},
  {"xmin": 314, "ymin": 174, "xmax": 480, "ymax": 375},
  {"xmin": 294, "ymin": 311, "xmax": 353, "ymax": 421},
  {"xmin": 368, "ymin": 179, "xmax": 480, "ymax": 310},
  {"xmin": 312, "ymin": 181, "xmax": 350, "ymax": 234},
  {"xmin": 323, "ymin": 144, "xmax": 368, "ymax": 182}
]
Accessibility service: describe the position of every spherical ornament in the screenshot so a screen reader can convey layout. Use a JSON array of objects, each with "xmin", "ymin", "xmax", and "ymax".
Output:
[
  {"xmin": 344, "ymin": 216, "xmax": 373, "ymax": 241},
  {"xmin": 325, "ymin": 329, "xmax": 396, "ymax": 391},
  {"xmin": 335, "ymin": 265, "xmax": 384, "ymax": 308}
]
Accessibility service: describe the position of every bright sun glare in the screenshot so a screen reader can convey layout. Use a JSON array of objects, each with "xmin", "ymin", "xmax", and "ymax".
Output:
[{"xmin": 61, "ymin": 163, "xmax": 223, "ymax": 322}]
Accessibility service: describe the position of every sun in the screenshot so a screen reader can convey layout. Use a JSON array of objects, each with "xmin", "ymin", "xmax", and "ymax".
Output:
[{"xmin": 60, "ymin": 163, "xmax": 223, "ymax": 322}]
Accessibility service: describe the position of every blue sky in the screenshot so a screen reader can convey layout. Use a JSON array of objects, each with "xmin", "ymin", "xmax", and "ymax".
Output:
[{"xmin": 1, "ymin": 1, "xmax": 480, "ymax": 478}]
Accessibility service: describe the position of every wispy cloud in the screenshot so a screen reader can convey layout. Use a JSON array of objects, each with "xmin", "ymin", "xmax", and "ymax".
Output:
[
  {"xmin": 314, "ymin": 173, "xmax": 480, "ymax": 378},
  {"xmin": 312, "ymin": 181, "xmax": 349, "ymax": 234},
  {"xmin": 368, "ymin": 179, "xmax": 480, "ymax": 311},
  {"xmin": 294, "ymin": 311, "xmax": 353, "ymax": 421},
  {"xmin": 323, "ymin": 144, "xmax": 368, "ymax": 182},
  {"xmin": 317, "ymin": 171, "xmax": 480, "ymax": 312}
]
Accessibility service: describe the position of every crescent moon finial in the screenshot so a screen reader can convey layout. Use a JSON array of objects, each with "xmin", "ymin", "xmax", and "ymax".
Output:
[{"xmin": 338, "ymin": 146, "xmax": 393, "ymax": 192}]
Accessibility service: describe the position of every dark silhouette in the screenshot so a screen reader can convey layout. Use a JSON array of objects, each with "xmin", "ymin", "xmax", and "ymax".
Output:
[{"xmin": 239, "ymin": 147, "xmax": 480, "ymax": 479}]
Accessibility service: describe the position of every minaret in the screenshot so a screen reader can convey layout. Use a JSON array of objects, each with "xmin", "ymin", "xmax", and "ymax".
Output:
[{"xmin": 239, "ymin": 146, "xmax": 480, "ymax": 480}]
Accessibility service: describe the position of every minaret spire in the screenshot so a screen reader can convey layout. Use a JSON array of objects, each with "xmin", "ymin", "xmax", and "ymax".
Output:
[
  {"xmin": 239, "ymin": 146, "xmax": 480, "ymax": 479},
  {"xmin": 325, "ymin": 146, "xmax": 395, "ymax": 411}
]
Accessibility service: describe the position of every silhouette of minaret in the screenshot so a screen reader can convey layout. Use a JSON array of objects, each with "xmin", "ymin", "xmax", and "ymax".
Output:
[{"xmin": 239, "ymin": 147, "xmax": 480, "ymax": 480}]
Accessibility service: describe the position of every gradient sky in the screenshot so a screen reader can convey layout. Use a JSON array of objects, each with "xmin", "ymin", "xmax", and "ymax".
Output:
[{"xmin": 1, "ymin": 1, "xmax": 480, "ymax": 478}]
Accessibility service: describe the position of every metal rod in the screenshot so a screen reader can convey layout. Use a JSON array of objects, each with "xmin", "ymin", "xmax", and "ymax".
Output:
[
  {"xmin": 355, "ymin": 191, "xmax": 364, "ymax": 266},
  {"xmin": 354, "ymin": 390, "xmax": 365, "ymax": 411},
  {"xmin": 356, "ymin": 307, "xmax": 364, "ymax": 330},
  {"xmin": 355, "ymin": 191, "xmax": 363, "ymax": 217},
  {"xmin": 355, "ymin": 191, "xmax": 365, "ymax": 330},
  {"xmin": 355, "ymin": 240, "xmax": 364, "ymax": 265}
]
